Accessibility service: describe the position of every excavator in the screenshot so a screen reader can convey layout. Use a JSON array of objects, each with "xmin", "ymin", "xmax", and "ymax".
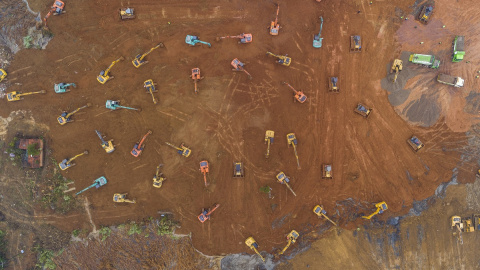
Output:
[
  {"xmin": 97, "ymin": 57, "xmax": 124, "ymax": 84},
  {"xmin": 313, "ymin": 16, "xmax": 324, "ymax": 48},
  {"xmin": 185, "ymin": 35, "xmax": 211, "ymax": 47},
  {"xmin": 282, "ymin": 82, "xmax": 307, "ymax": 103},
  {"xmin": 105, "ymin": 100, "xmax": 140, "ymax": 111},
  {"xmin": 266, "ymin": 51, "xmax": 291, "ymax": 66},
  {"xmin": 200, "ymin": 160, "xmax": 209, "ymax": 187},
  {"xmin": 75, "ymin": 176, "xmax": 107, "ymax": 196},
  {"xmin": 322, "ymin": 164, "xmax": 333, "ymax": 179},
  {"xmin": 287, "ymin": 133, "xmax": 301, "ymax": 169},
  {"xmin": 231, "ymin": 58, "xmax": 252, "ymax": 79},
  {"xmin": 350, "ymin": 35, "xmax": 362, "ymax": 52},
  {"xmin": 245, "ymin": 237, "xmax": 265, "ymax": 262},
  {"xmin": 132, "ymin": 43, "xmax": 164, "ymax": 68},
  {"xmin": 54, "ymin": 83, "xmax": 76, "ymax": 93},
  {"xmin": 131, "ymin": 130, "xmax": 152, "ymax": 157},
  {"xmin": 328, "ymin": 77, "xmax": 339, "ymax": 93},
  {"xmin": 198, "ymin": 203, "xmax": 220, "ymax": 223},
  {"xmin": 113, "ymin": 193, "xmax": 136, "ymax": 203},
  {"xmin": 276, "ymin": 172, "xmax": 296, "ymax": 196},
  {"xmin": 451, "ymin": 216, "xmax": 463, "ymax": 244},
  {"xmin": 95, "ymin": 130, "xmax": 115, "ymax": 153},
  {"xmin": 277, "ymin": 230, "xmax": 299, "ymax": 256},
  {"xmin": 233, "ymin": 162, "xmax": 244, "ymax": 177},
  {"xmin": 354, "ymin": 103, "xmax": 372, "ymax": 118},
  {"xmin": 391, "ymin": 59, "xmax": 403, "ymax": 83},
  {"xmin": 43, "ymin": 0, "xmax": 66, "ymax": 29},
  {"xmin": 362, "ymin": 201, "xmax": 388, "ymax": 220},
  {"xmin": 191, "ymin": 68, "xmax": 204, "ymax": 94},
  {"xmin": 216, "ymin": 33, "xmax": 253, "ymax": 44},
  {"xmin": 313, "ymin": 205, "xmax": 337, "ymax": 226},
  {"xmin": 119, "ymin": 7, "xmax": 135, "ymax": 20},
  {"xmin": 57, "ymin": 103, "xmax": 91, "ymax": 125},
  {"xmin": 59, "ymin": 150, "xmax": 88, "ymax": 171},
  {"xmin": 0, "ymin": 69, "xmax": 7, "ymax": 82},
  {"xmin": 153, "ymin": 164, "xmax": 167, "ymax": 188},
  {"xmin": 144, "ymin": 79, "xmax": 158, "ymax": 104},
  {"xmin": 269, "ymin": 4, "xmax": 280, "ymax": 36},
  {"xmin": 264, "ymin": 130, "xmax": 274, "ymax": 158},
  {"xmin": 165, "ymin": 142, "xmax": 192, "ymax": 157},
  {"xmin": 418, "ymin": 5, "xmax": 434, "ymax": 24},
  {"xmin": 7, "ymin": 90, "xmax": 46, "ymax": 102},
  {"xmin": 407, "ymin": 136, "xmax": 424, "ymax": 152}
]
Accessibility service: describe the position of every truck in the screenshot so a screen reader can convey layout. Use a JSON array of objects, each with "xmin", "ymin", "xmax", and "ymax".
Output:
[
  {"xmin": 437, "ymin": 74, "xmax": 464, "ymax": 87},
  {"xmin": 409, "ymin": 54, "xmax": 440, "ymax": 69},
  {"xmin": 452, "ymin": 36, "xmax": 465, "ymax": 62}
]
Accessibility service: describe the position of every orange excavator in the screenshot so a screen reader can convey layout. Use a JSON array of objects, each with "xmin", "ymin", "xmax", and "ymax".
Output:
[
  {"xmin": 282, "ymin": 82, "xmax": 307, "ymax": 103},
  {"xmin": 198, "ymin": 203, "xmax": 220, "ymax": 223},
  {"xmin": 269, "ymin": 4, "xmax": 280, "ymax": 35},
  {"xmin": 231, "ymin": 58, "xmax": 252, "ymax": 79},
  {"xmin": 200, "ymin": 160, "xmax": 209, "ymax": 187},
  {"xmin": 131, "ymin": 130, "xmax": 152, "ymax": 157},
  {"xmin": 217, "ymin": 33, "xmax": 253, "ymax": 44},
  {"xmin": 191, "ymin": 68, "xmax": 204, "ymax": 94},
  {"xmin": 44, "ymin": 0, "xmax": 66, "ymax": 29}
]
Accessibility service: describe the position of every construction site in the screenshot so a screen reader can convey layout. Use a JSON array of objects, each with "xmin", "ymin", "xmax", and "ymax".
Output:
[{"xmin": 1, "ymin": 0, "xmax": 480, "ymax": 269}]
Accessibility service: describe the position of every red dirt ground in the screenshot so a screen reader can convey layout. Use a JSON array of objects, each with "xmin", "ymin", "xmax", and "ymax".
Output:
[{"xmin": 1, "ymin": 0, "xmax": 475, "ymax": 256}]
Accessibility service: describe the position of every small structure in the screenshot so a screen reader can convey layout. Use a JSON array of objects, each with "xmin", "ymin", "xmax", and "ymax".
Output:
[{"xmin": 17, "ymin": 138, "xmax": 44, "ymax": 168}]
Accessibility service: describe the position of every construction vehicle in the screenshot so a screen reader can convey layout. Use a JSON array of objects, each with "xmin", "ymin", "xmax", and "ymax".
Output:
[
  {"xmin": 409, "ymin": 54, "xmax": 440, "ymax": 69},
  {"xmin": 131, "ymin": 130, "xmax": 152, "ymax": 157},
  {"xmin": 437, "ymin": 74, "xmax": 464, "ymax": 88},
  {"xmin": 54, "ymin": 83, "xmax": 76, "ymax": 93},
  {"xmin": 144, "ymin": 79, "xmax": 158, "ymax": 104},
  {"xmin": 313, "ymin": 205, "xmax": 337, "ymax": 226},
  {"xmin": 313, "ymin": 16, "xmax": 323, "ymax": 48},
  {"xmin": 276, "ymin": 172, "xmax": 296, "ymax": 196},
  {"xmin": 286, "ymin": 133, "xmax": 301, "ymax": 169},
  {"xmin": 350, "ymin": 35, "xmax": 362, "ymax": 52},
  {"xmin": 362, "ymin": 201, "xmax": 388, "ymax": 220},
  {"xmin": 322, "ymin": 164, "xmax": 332, "ymax": 179},
  {"xmin": 113, "ymin": 193, "xmax": 136, "ymax": 203},
  {"xmin": 391, "ymin": 59, "xmax": 403, "ymax": 83},
  {"xmin": 200, "ymin": 160, "xmax": 209, "ymax": 187},
  {"xmin": 354, "ymin": 103, "xmax": 372, "ymax": 118},
  {"xmin": 75, "ymin": 176, "xmax": 107, "ymax": 196},
  {"xmin": 282, "ymin": 82, "xmax": 307, "ymax": 103},
  {"xmin": 95, "ymin": 130, "xmax": 115, "ymax": 153},
  {"xmin": 328, "ymin": 77, "xmax": 339, "ymax": 93},
  {"xmin": 277, "ymin": 230, "xmax": 299, "ymax": 256},
  {"xmin": 266, "ymin": 51, "xmax": 291, "ymax": 66},
  {"xmin": 452, "ymin": 36, "xmax": 465, "ymax": 62},
  {"xmin": 198, "ymin": 203, "xmax": 220, "ymax": 223},
  {"xmin": 231, "ymin": 58, "xmax": 252, "ymax": 79},
  {"xmin": 165, "ymin": 142, "xmax": 192, "ymax": 157},
  {"xmin": 57, "ymin": 103, "xmax": 91, "ymax": 125},
  {"xmin": 6, "ymin": 90, "xmax": 46, "ymax": 102},
  {"xmin": 451, "ymin": 216, "xmax": 464, "ymax": 244},
  {"xmin": 407, "ymin": 136, "xmax": 424, "ymax": 152},
  {"xmin": 132, "ymin": 43, "xmax": 164, "ymax": 68},
  {"xmin": 105, "ymin": 100, "xmax": 140, "ymax": 111},
  {"xmin": 464, "ymin": 217, "xmax": 475, "ymax": 232},
  {"xmin": 245, "ymin": 237, "xmax": 265, "ymax": 262},
  {"xmin": 0, "ymin": 69, "xmax": 7, "ymax": 82},
  {"xmin": 153, "ymin": 164, "xmax": 167, "ymax": 188},
  {"xmin": 185, "ymin": 35, "xmax": 211, "ymax": 47},
  {"xmin": 216, "ymin": 33, "xmax": 252, "ymax": 44},
  {"xmin": 269, "ymin": 4, "xmax": 280, "ymax": 36},
  {"xmin": 191, "ymin": 68, "xmax": 204, "ymax": 94},
  {"xmin": 120, "ymin": 7, "xmax": 135, "ymax": 20},
  {"xmin": 473, "ymin": 214, "xmax": 480, "ymax": 231},
  {"xmin": 43, "ymin": 0, "xmax": 66, "ymax": 29},
  {"xmin": 97, "ymin": 57, "xmax": 124, "ymax": 84},
  {"xmin": 418, "ymin": 5, "xmax": 434, "ymax": 24},
  {"xmin": 59, "ymin": 150, "xmax": 88, "ymax": 171},
  {"xmin": 264, "ymin": 130, "xmax": 274, "ymax": 158},
  {"xmin": 233, "ymin": 162, "xmax": 244, "ymax": 178}
]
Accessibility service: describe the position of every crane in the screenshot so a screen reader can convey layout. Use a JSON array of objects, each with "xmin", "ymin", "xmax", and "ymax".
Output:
[
  {"xmin": 216, "ymin": 33, "xmax": 253, "ymax": 44},
  {"xmin": 57, "ymin": 103, "xmax": 91, "ymax": 125},
  {"xmin": 286, "ymin": 133, "xmax": 301, "ymax": 169},
  {"xmin": 43, "ymin": 0, "xmax": 66, "ymax": 29},
  {"xmin": 165, "ymin": 142, "xmax": 192, "ymax": 157},
  {"xmin": 313, "ymin": 205, "xmax": 337, "ymax": 226},
  {"xmin": 200, "ymin": 160, "xmax": 209, "ymax": 187},
  {"xmin": 59, "ymin": 150, "xmax": 88, "ymax": 171},
  {"xmin": 144, "ymin": 79, "xmax": 158, "ymax": 104},
  {"xmin": 197, "ymin": 203, "xmax": 220, "ymax": 223},
  {"xmin": 276, "ymin": 172, "xmax": 296, "ymax": 196},
  {"xmin": 269, "ymin": 4, "xmax": 280, "ymax": 35},
  {"xmin": 132, "ymin": 43, "xmax": 164, "ymax": 68},
  {"xmin": 75, "ymin": 176, "xmax": 108, "ymax": 196},
  {"xmin": 391, "ymin": 59, "xmax": 403, "ymax": 83},
  {"xmin": 131, "ymin": 130, "xmax": 152, "ymax": 157},
  {"xmin": 313, "ymin": 16, "xmax": 324, "ymax": 48},
  {"xmin": 277, "ymin": 230, "xmax": 299, "ymax": 256},
  {"xmin": 113, "ymin": 193, "xmax": 136, "ymax": 203},
  {"xmin": 231, "ymin": 58, "xmax": 252, "ymax": 79},
  {"xmin": 362, "ymin": 201, "xmax": 388, "ymax": 219},
  {"xmin": 97, "ymin": 57, "xmax": 124, "ymax": 84},
  {"xmin": 95, "ymin": 130, "xmax": 115, "ymax": 153},
  {"xmin": 7, "ymin": 90, "xmax": 46, "ymax": 102},
  {"xmin": 264, "ymin": 130, "xmax": 274, "ymax": 158},
  {"xmin": 105, "ymin": 100, "xmax": 140, "ymax": 111},
  {"xmin": 245, "ymin": 237, "xmax": 265, "ymax": 262},
  {"xmin": 153, "ymin": 164, "xmax": 167, "ymax": 188},
  {"xmin": 282, "ymin": 82, "xmax": 307, "ymax": 103},
  {"xmin": 266, "ymin": 51, "xmax": 291, "ymax": 66}
]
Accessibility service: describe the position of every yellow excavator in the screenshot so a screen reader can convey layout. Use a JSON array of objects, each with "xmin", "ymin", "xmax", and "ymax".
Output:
[
  {"xmin": 59, "ymin": 150, "xmax": 88, "ymax": 170},
  {"xmin": 113, "ymin": 193, "xmax": 136, "ymax": 203},
  {"xmin": 451, "ymin": 216, "xmax": 463, "ymax": 244},
  {"xmin": 266, "ymin": 51, "xmax": 291, "ymax": 66},
  {"xmin": 286, "ymin": 133, "xmax": 300, "ymax": 169},
  {"xmin": 153, "ymin": 164, "xmax": 167, "ymax": 188},
  {"xmin": 7, "ymin": 90, "xmax": 46, "ymax": 102},
  {"xmin": 391, "ymin": 59, "xmax": 403, "ymax": 83},
  {"xmin": 277, "ymin": 230, "xmax": 299, "ymax": 256},
  {"xmin": 313, "ymin": 205, "xmax": 337, "ymax": 226},
  {"xmin": 362, "ymin": 201, "xmax": 388, "ymax": 219},
  {"xmin": 0, "ymin": 68, "xmax": 7, "ymax": 82},
  {"xmin": 97, "ymin": 57, "xmax": 124, "ymax": 84},
  {"xmin": 245, "ymin": 237, "xmax": 265, "ymax": 262},
  {"xmin": 144, "ymin": 79, "xmax": 158, "ymax": 104},
  {"xmin": 165, "ymin": 142, "xmax": 192, "ymax": 157},
  {"xmin": 57, "ymin": 103, "xmax": 91, "ymax": 125},
  {"xmin": 276, "ymin": 172, "xmax": 296, "ymax": 196},
  {"xmin": 132, "ymin": 43, "xmax": 164, "ymax": 68},
  {"xmin": 264, "ymin": 130, "xmax": 274, "ymax": 158}
]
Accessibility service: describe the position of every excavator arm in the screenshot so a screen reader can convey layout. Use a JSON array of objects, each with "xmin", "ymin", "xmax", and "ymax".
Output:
[
  {"xmin": 292, "ymin": 144, "xmax": 301, "ymax": 169},
  {"xmin": 103, "ymin": 57, "xmax": 123, "ymax": 76},
  {"xmin": 138, "ymin": 131, "xmax": 152, "ymax": 148},
  {"xmin": 278, "ymin": 239, "xmax": 292, "ymax": 256},
  {"xmin": 64, "ymin": 104, "xmax": 90, "ymax": 119},
  {"xmin": 137, "ymin": 44, "xmax": 163, "ymax": 62},
  {"xmin": 65, "ymin": 151, "xmax": 88, "ymax": 165}
]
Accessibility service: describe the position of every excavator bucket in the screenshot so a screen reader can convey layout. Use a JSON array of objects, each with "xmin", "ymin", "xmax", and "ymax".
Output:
[
  {"xmin": 233, "ymin": 162, "xmax": 244, "ymax": 178},
  {"xmin": 354, "ymin": 103, "xmax": 372, "ymax": 118},
  {"xmin": 328, "ymin": 77, "xmax": 339, "ymax": 93},
  {"xmin": 322, "ymin": 164, "xmax": 333, "ymax": 179},
  {"xmin": 350, "ymin": 35, "xmax": 362, "ymax": 52},
  {"xmin": 120, "ymin": 7, "xmax": 135, "ymax": 20},
  {"xmin": 407, "ymin": 136, "xmax": 424, "ymax": 152}
]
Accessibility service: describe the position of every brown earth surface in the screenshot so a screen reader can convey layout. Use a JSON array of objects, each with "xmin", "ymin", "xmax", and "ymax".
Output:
[{"xmin": 1, "ymin": 0, "xmax": 478, "ymax": 258}]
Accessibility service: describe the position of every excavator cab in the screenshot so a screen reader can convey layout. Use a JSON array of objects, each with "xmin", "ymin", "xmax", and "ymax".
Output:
[
  {"xmin": 191, "ymin": 68, "xmax": 204, "ymax": 94},
  {"xmin": 407, "ymin": 136, "xmax": 424, "ymax": 152},
  {"xmin": 362, "ymin": 201, "xmax": 388, "ymax": 220},
  {"xmin": 266, "ymin": 51, "xmax": 291, "ymax": 66},
  {"xmin": 329, "ymin": 77, "xmax": 339, "ymax": 93},
  {"xmin": 245, "ymin": 237, "xmax": 265, "ymax": 262},
  {"xmin": 131, "ymin": 130, "xmax": 152, "ymax": 157},
  {"xmin": 120, "ymin": 7, "xmax": 135, "ymax": 20},
  {"xmin": 354, "ymin": 103, "xmax": 372, "ymax": 118},
  {"xmin": 7, "ymin": 90, "xmax": 46, "ymax": 102},
  {"xmin": 322, "ymin": 164, "xmax": 333, "ymax": 179},
  {"xmin": 200, "ymin": 160, "xmax": 209, "ymax": 187},
  {"xmin": 233, "ymin": 162, "xmax": 244, "ymax": 178},
  {"xmin": 144, "ymin": 79, "xmax": 158, "ymax": 104},
  {"xmin": 59, "ymin": 150, "xmax": 88, "ymax": 171},
  {"xmin": 197, "ymin": 203, "xmax": 220, "ymax": 223},
  {"xmin": 113, "ymin": 193, "xmax": 136, "ymax": 203},
  {"xmin": 350, "ymin": 35, "xmax": 362, "ymax": 52},
  {"xmin": 54, "ymin": 83, "xmax": 76, "ymax": 93},
  {"xmin": 264, "ymin": 130, "xmax": 275, "ymax": 158},
  {"xmin": 269, "ymin": 4, "xmax": 280, "ymax": 36},
  {"xmin": 0, "ymin": 69, "xmax": 7, "ymax": 82}
]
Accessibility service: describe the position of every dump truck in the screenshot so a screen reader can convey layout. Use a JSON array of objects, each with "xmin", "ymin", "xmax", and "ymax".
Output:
[
  {"xmin": 452, "ymin": 36, "xmax": 465, "ymax": 62},
  {"xmin": 437, "ymin": 74, "xmax": 464, "ymax": 88},
  {"xmin": 409, "ymin": 54, "xmax": 440, "ymax": 69}
]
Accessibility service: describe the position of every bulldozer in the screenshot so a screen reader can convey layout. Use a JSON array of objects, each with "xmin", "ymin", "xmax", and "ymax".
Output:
[
  {"xmin": 54, "ymin": 83, "xmax": 76, "ymax": 93},
  {"xmin": 120, "ymin": 7, "xmax": 135, "ymax": 20},
  {"xmin": 313, "ymin": 16, "xmax": 324, "ymax": 48},
  {"xmin": 269, "ymin": 4, "xmax": 280, "ymax": 36},
  {"xmin": 463, "ymin": 217, "xmax": 475, "ymax": 232},
  {"xmin": 322, "ymin": 164, "xmax": 332, "ymax": 179},
  {"xmin": 451, "ymin": 216, "xmax": 464, "ymax": 244},
  {"xmin": 276, "ymin": 172, "xmax": 296, "ymax": 196},
  {"xmin": 132, "ymin": 43, "xmax": 164, "ymax": 68},
  {"xmin": 245, "ymin": 237, "xmax": 265, "ymax": 262},
  {"xmin": 7, "ymin": 90, "xmax": 46, "ymax": 102},
  {"xmin": 95, "ymin": 130, "xmax": 115, "ymax": 153},
  {"xmin": 264, "ymin": 130, "xmax": 274, "ymax": 158},
  {"xmin": 59, "ymin": 150, "xmax": 88, "ymax": 171},
  {"xmin": 105, "ymin": 100, "xmax": 140, "ymax": 111},
  {"xmin": 131, "ymin": 130, "xmax": 152, "ymax": 157},
  {"xmin": 191, "ymin": 68, "xmax": 204, "ymax": 94},
  {"xmin": 165, "ymin": 142, "xmax": 192, "ymax": 157},
  {"xmin": 153, "ymin": 164, "xmax": 167, "ymax": 188},
  {"xmin": 233, "ymin": 162, "xmax": 244, "ymax": 178},
  {"xmin": 354, "ymin": 103, "xmax": 372, "ymax": 118},
  {"xmin": 287, "ymin": 133, "xmax": 301, "ymax": 169},
  {"xmin": 407, "ymin": 136, "xmax": 424, "ymax": 152},
  {"xmin": 216, "ymin": 33, "xmax": 253, "ymax": 44},
  {"xmin": 200, "ymin": 160, "xmax": 209, "ymax": 187},
  {"xmin": 418, "ymin": 5, "xmax": 434, "ymax": 24},
  {"xmin": 43, "ymin": 0, "xmax": 66, "ymax": 29},
  {"xmin": 231, "ymin": 58, "xmax": 252, "ymax": 79},
  {"xmin": 97, "ymin": 57, "xmax": 124, "ymax": 84},
  {"xmin": 277, "ymin": 230, "xmax": 299, "ymax": 256},
  {"xmin": 362, "ymin": 201, "xmax": 388, "ymax": 220},
  {"xmin": 0, "ymin": 69, "xmax": 7, "ymax": 82},
  {"xmin": 391, "ymin": 59, "xmax": 403, "ymax": 83},
  {"xmin": 282, "ymin": 82, "xmax": 307, "ymax": 103},
  {"xmin": 185, "ymin": 35, "xmax": 211, "ymax": 47},
  {"xmin": 350, "ymin": 35, "xmax": 362, "ymax": 52},
  {"xmin": 57, "ymin": 103, "xmax": 91, "ymax": 125},
  {"xmin": 144, "ymin": 79, "xmax": 158, "ymax": 104},
  {"xmin": 328, "ymin": 77, "xmax": 339, "ymax": 93},
  {"xmin": 113, "ymin": 193, "xmax": 136, "ymax": 204},
  {"xmin": 75, "ymin": 176, "xmax": 107, "ymax": 196},
  {"xmin": 313, "ymin": 205, "xmax": 337, "ymax": 226},
  {"xmin": 266, "ymin": 51, "xmax": 291, "ymax": 66},
  {"xmin": 198, "ymin": 203, "xmax": 220, "ymax": 223}
]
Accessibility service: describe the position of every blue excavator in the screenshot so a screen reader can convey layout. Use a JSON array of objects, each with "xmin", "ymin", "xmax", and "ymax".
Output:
[
  {"xmin": 185, "ymin": 35, "xmax": 211, "ymax": 47},
  {"xmin": 313, "ymin": 16, "xmax": 324, "ymax": 48},
  {"xmin": 54, "ymin": 83, "xmax": 76, "ymax": 93},
  {"xmin": 75, "ymin": 176, "xmax": 108, "ymax": 196},
  {"xmin": 105, "ymin": 100, "xmax": 140, "ymax": 111}
]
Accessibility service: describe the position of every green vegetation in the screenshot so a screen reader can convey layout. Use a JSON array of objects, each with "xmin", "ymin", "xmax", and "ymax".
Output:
[
  {"xmin": 99, "ymin": 227, "xmax": 111, "ymax": 242},
  {"xmin": 34, "ymin": 247, "xmax": 56, "ymax": 270},
  {"xmin": 156, "ymin": 216, "xmax": 178, "ymax": 236},
  {"xmin": 39, "ymin": 160, "xmax": 77, "ymax": 214},
  {"xmin": 0, "ymin": 230, "xmax": 7, "ymax": 269},
  {"xmin": 127, "ymin": 224, "xmax": 142, "ymax": 236},
  {"xmin": 27, "ymin": 143, "xmax": 40, "ymax": 156},
  {"xmin": 23, "ymin": 35, "xmax": 34, "ymax": 49},
  {"xmin": 72, "ymin": 229, "xmax": 81, "ymax": 237},
  {"xmin": 259, "ymin": 185, "xmax": 271, "ymax": 194},
  {"xmin": 6, "ymin": 137, "xmax": 22, "ymax": 166}
]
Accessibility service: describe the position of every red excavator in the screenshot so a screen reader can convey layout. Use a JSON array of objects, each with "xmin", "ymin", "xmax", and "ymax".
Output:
[
  {"xmin": 198, "ymin": 203, "xmax": 220, "ymax": 223},
  {"xmin": 231, "ymin": 58, "xmax": 252, "ymax": 79},
  {"xmin": 200, "ymin": 160, "xmax": 209, "ymax": 187},
  {"xmin": 269, "ymin": 4, "xmax": 280, "ymax": 35},
  {"xmin": 44, "ymin": 0, "xmax": 66, "ymax": 29},
  {"xmin": 191, "ymin": 68, "xmax": 204, "ymax": 94},
  {"xmin": 217, "ymin": 33, "xmax": 253, "ymax": 44},
  {"xmin": 131, "ymin": 130, "xmax": 152, "ymax": 157}
]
